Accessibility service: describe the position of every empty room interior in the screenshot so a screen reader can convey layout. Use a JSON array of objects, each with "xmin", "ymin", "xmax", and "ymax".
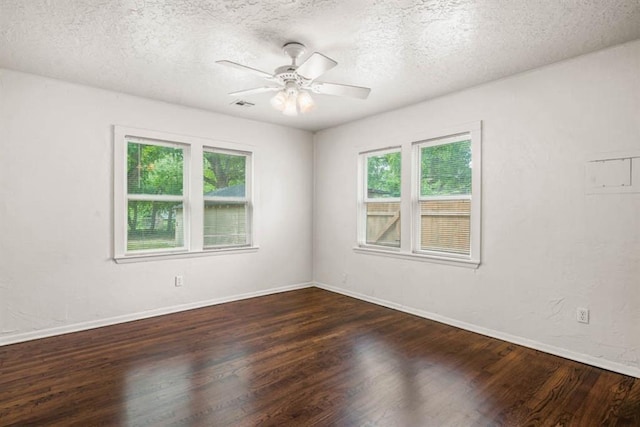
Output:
[{"xmin": 1, "ymin": 1, "xmax": 640, "ymax": 425}]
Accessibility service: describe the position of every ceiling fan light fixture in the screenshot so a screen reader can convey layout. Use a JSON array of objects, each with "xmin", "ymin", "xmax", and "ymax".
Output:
[
  {"xmin": 282, "ymin": 92, "xmax": 299, "ymax": 116},
  {"xmin": 297, "ymin": 90, "xmax": 315, "ymax": 113},
  {"xmin": 272, "ymin": 82, "xmax": 315, "ymax": 116},
  {"xmin": 270, "ymin": 90, "xmax": 287, "ymax": 111}
]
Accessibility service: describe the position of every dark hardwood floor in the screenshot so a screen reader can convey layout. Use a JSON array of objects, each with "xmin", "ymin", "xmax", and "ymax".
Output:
[{"xmin": 1, "ymin": 287, "xmax": 638, "ymax": 426}]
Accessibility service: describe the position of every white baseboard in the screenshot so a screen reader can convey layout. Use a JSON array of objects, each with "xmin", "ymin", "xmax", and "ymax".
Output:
[
  {"xmin": 314, "ymin": 282, "xmax": 640, "ymax": 379},
  {"xmin": 0, "ymin": 282, "xmax": 313, "ymax": 347}
]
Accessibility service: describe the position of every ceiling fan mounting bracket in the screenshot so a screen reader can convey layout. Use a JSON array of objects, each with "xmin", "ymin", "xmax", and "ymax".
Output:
[{"xmin": 282, "ymin": 42, "xmax": 306, "ymax": 63}]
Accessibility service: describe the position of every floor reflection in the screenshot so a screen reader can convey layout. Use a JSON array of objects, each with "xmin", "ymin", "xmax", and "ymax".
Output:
[
  {"xmin": 338, "ymin": 330, "xmax": 488, "ymax": 425},
  {"xmin": 123, "ymin": 338, "xmax": 251, "ymax": 425}
]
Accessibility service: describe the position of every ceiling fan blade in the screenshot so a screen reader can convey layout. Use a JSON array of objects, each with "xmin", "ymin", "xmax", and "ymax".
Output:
[
  {"xmin": 228, "ymin": 86, "xmax": 282, "ymax": 97},
  {"xmin": 216, "ymin": 60, "xmax": 274, "ymax": 79},
  {"xmin": 312, "ymin": 82, "xmax": 371, "ymax": 99},
  {"xmin": 296, "ymin": 52, "xmax": 337, "ymax": 80}
]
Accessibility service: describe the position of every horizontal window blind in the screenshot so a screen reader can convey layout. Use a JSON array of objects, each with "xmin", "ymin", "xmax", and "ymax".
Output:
[
  {"xmin": 126, "ymin": 141, "xmax": 185, "ymax": 252},
  {"xmin": 420, "ymin": 199, "xmax": 470, "ymax": 254},
  {"xmin": 203, "ymin": 149, "xmax": 251, "ymax": 249},
  {"xmin": 419, "ymin": 137, "xmax": 472, "ymax": 255}
]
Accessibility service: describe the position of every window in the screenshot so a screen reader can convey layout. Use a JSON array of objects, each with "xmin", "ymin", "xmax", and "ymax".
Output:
[
  {"xmin": 415, "ymin": 135, "xmax": 473, "ymax": 257},
  {"xmin": 356, "ymin": 122, "xmax": 481, "ymax": 267},
  {"xmin": 126, "ymin": 139, "xmax": 187, "ymax": 252},
  {"xmin": 114, "ymin": 126, "xmax": 256, "ymax": 262},
  {"xmin": 359, "ymin": 148, "xmax": 401, "ymax": 248},
  {"xmin": 203, "ymin": 149, "xmax": 252, "ymax": 248}
]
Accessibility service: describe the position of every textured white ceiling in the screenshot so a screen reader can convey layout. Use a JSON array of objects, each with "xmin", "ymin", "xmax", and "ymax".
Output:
[{"xmin": 1, "ymin": 0, "xmax": 640, "ymax": 131}]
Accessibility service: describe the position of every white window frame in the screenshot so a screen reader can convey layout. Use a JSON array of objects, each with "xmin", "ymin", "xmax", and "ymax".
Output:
[
  {"xmin": 412, "ymin": 132, "xmax": 479, "ymax": 263},
  {"xmin": 114, "ymin": 126, "xmax": 258, "ymax": 263},
  {"xmin": 202, "ymin": 147, "xmax": 253, "ymax": 249},
  {"xmin": 354, "ymin": 121, "xmax": 481, "ymax": 268},
  {"xmin": 357, "ymin": 147, "xmax": 402, "ymax": 250}
]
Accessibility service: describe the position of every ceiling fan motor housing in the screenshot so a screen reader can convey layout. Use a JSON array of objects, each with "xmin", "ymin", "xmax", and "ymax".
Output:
[{"xmin": 274, "ymin": 65, "xmax": 309, "ymax": 88}]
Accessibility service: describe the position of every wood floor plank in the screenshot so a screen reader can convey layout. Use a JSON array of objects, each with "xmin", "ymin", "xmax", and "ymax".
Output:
[{"xmin": 0, "ymin": 287, "xmax": 638, "ymax": 426}]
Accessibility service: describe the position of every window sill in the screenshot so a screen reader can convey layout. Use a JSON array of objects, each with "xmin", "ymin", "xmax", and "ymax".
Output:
[
  {"xmin": 353, "ymin": 246, "xmax": 480, "ymax": 269},
  {"xmin": 114, "ymin": 246, "xmax": 259, "ymax": 264}
]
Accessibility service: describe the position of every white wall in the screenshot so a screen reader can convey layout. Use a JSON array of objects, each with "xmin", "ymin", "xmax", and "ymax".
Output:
[
  {"xmin": 314, "ymin": 40, "xmax": 640, "ymax": 376},
  {"xmin": 1, "ymin": 40, "xmax": 638, "ymax": 377},
  {"xmin": 0, "ymin": 69, "xmax": 314, "ymax": 343}
]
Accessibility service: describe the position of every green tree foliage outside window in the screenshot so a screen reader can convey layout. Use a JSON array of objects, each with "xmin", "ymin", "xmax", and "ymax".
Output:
[
  {"xmin": 127, "ymin": 143, "xmax": 183, "ymax": 195},
  {"xmin": 421, "ymin": 140, "xmax": 471, "ymax": 196},
  {"xmin": 367, "ymin": 151, "xmax": 401, "ymax": 198},
  {"xmin": 126, "ymin": 142, "xmax": 184, "ymax": 250},
  {"xmin": 203, "ymin": 151, "xmax": 246, "ymax": 194}
]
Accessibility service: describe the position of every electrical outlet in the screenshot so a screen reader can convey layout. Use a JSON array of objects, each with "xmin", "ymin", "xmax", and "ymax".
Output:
[
  {"xmin": 175, "ymin": 275, "xmax": 184, "ymax": 287},
  {"xmin": 341, "ymin": 273, "xmax": 348, "ymax": 284},
  {"xmin": 576, "ymin": 307, "xmax": 589, "ymax": 324}
]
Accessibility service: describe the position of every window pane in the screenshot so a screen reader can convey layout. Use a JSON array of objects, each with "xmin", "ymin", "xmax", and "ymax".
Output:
[
  {"xmin": 127, "ymin": 142, "xmax": 183, "ymax": 195},
  {"xmin": 204, "ymin": 201, "xmax": 248, "ymax": 247},
  {"xmin": 366, "ymin": 202, "xmax": 400, "ymax": 247},
  {"xmin": 420, "ymin": 199, "xmax": 470, "ymax": 254},
  {"xmin": 421, "ymin": 139, "xmax": 471, "ymax": 196},
  {"xmin": 203, "ymin": 151, "xmax": 247, "ymax": 196},
  {"xmin": 367, "ymin": 151, "xmax": 401, "ymax": 198},
  {"xmin": 127, "ymin": 201, "xmax": 184, "ymax": 251}
]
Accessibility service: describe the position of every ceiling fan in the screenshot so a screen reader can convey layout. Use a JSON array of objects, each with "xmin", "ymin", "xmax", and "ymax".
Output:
[{"xmin": 216, "ymin": 42, "xmax": 371, "ymax": 116}]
